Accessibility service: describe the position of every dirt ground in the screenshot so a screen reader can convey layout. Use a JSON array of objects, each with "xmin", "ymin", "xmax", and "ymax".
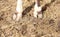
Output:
[{"xmin": 0, "ymin": 0, "xmax": 60, "ymax": 37}]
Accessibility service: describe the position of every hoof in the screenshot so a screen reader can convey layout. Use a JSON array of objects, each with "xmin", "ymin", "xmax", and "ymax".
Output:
[{"xmin": 13, "ymin": 13, "xmax": 22, "ymax": 21}]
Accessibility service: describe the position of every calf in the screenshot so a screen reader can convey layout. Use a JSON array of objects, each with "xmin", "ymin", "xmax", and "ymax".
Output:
[{"xmin": 13, "ymin": 0, "xmax": 42, "ymax": 21}]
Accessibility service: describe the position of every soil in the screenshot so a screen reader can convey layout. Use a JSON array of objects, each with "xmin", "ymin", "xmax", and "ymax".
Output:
[{"xmin": 0, "ymin": 0, "xmax": 60, "ymax": 37}]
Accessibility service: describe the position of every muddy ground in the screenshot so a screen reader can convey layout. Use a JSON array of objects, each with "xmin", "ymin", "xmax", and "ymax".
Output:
[{"xmin": 0, "ymin": 0, "xmax": 60, "ymax": 37}]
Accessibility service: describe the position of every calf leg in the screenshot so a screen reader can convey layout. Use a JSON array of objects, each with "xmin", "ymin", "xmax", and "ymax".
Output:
[
  {"xmin": 34, "ymin": 0, "xmax": 42, "ymax": 18},
  {"xmin": 34, "ymin": 4, "xmax": 38, "ymax": 18},
  {"xmin": 13, "ymin": 0, "xmax": 23, "ymax": 21}
]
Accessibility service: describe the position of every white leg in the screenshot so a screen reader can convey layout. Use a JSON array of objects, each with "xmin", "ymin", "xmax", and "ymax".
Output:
[
  {"xmin": 34, "ymin": 0, "xmax": 42, "ymax": 18},
  {"xmin": 13, "ymin": 0, "xmax": 23, "ymax": 21},
  {"xmin": 33, "ymin": 3, "xmax": 38, "ymax": 18},
  {"xmin": 37, "ymin": 7, "xmax": 42, "ymax": 18},
  {"xmin": 34, "ymin": 11, "xmax": 38, "ymax": 18}
]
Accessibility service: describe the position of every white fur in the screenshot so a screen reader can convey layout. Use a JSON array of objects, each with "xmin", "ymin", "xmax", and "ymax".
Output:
[
  {"xmin": 13, "ymin": 0, "xmax": 23, "ymax": 21},
  {"xmin": 34, "ymin": 2, "xmax": 42, "ymax": 18},
  {"xmin": 16, "ymin": 0, "xmax": 23, "ymax": 13}
]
